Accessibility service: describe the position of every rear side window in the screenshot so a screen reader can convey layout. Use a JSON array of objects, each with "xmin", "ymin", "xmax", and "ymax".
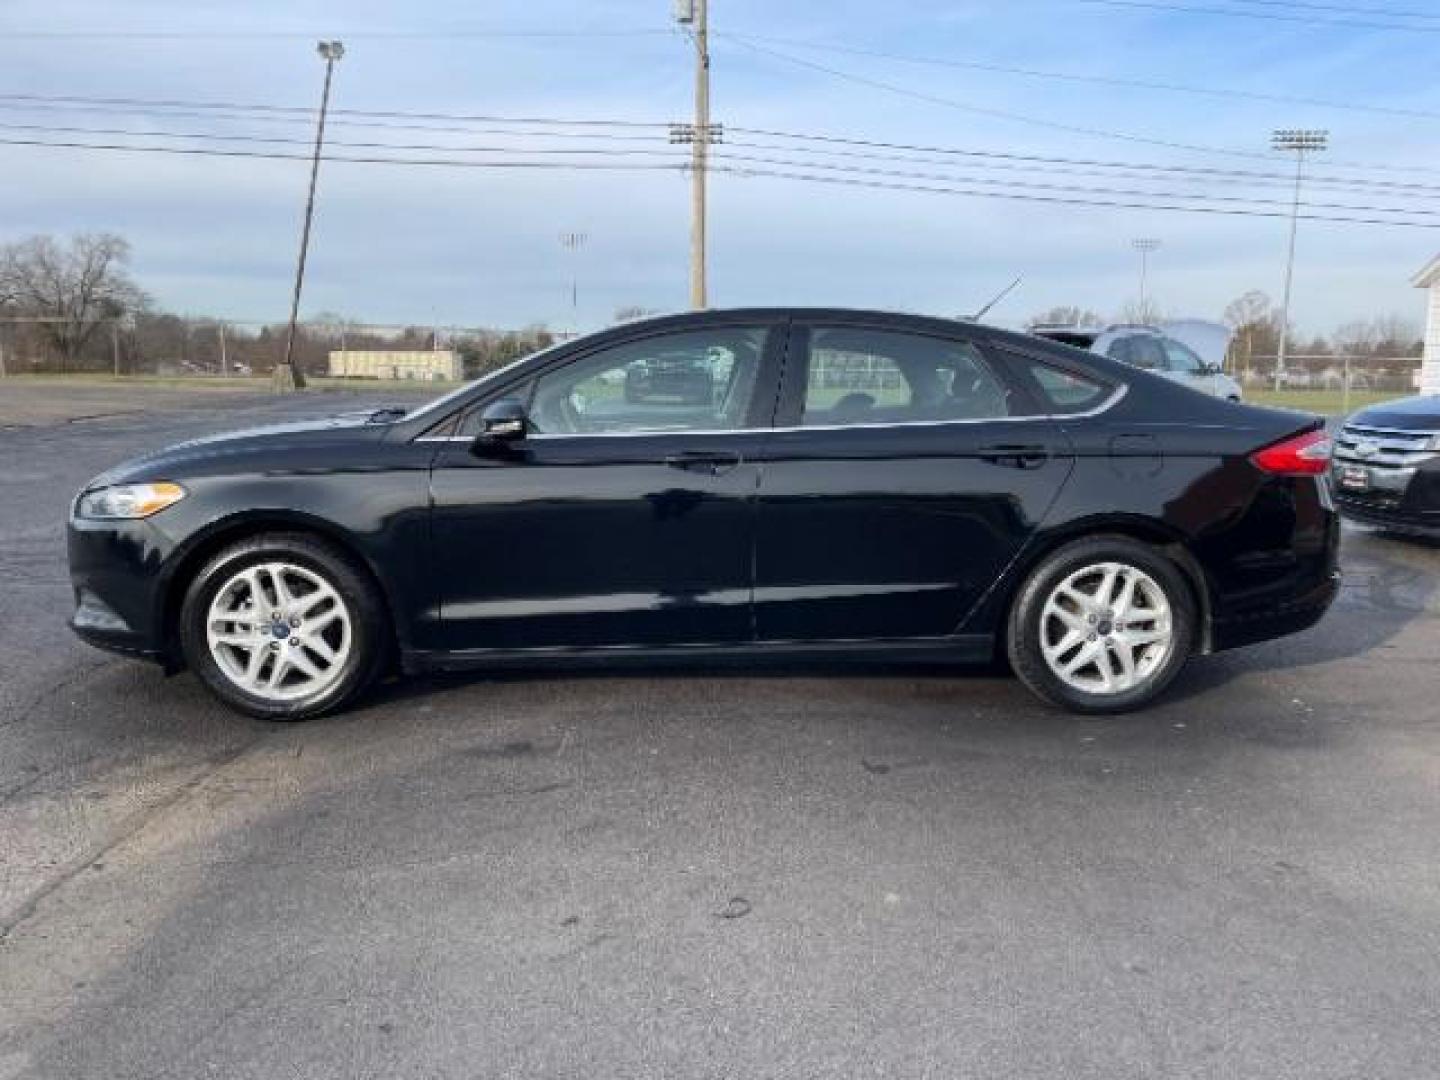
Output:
[
  {"xmin": 800, "ymin": 327, "xmax": 1016, "ymax": 426},
  {"xmin": 1022, "ymin": 360, "xmax": 1111, "ymax": 414}
]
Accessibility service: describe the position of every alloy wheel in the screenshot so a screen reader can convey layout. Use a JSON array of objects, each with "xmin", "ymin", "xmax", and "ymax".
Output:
[
  {"xmin": 1038, "ymin": 560, "xmax": 1174, "ymax": 696},
  {"xmin": 205, "ymin": 561, "xmax": 352, "ymax": 702}
]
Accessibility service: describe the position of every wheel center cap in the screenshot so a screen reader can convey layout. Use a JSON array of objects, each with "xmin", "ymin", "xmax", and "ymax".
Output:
[
  {"xmin": 271, "ymin": 622, "xmax": 290, "ymax": 640},
  {"xmin": 1097, "ymin": 619, "xmax": 1114, "ymax": 636}
]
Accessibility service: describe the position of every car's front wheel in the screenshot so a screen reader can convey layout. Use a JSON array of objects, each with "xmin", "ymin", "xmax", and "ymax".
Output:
[
  {"xmin": 178, "ymin": 532, "xmax": 388, "ymax": 720},
  {"xmin": 1007, "ymin": 536, "xmax": 1196, "ymax": 713}
]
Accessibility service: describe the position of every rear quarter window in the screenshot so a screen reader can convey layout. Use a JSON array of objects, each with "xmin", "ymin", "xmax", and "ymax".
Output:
[{"xmin": 1023, "ymin": 360, "xmax": 1111, "ymax": 414}]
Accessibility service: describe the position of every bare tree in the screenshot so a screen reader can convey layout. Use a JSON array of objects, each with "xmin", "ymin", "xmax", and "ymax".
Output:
[
  {"xmin": 0, "ymin": 233, "xmax": 147, "ymax": 369},
  {"xmin": 1115, "ymin": 298, "xmax": 1163, "ymax": 326}
]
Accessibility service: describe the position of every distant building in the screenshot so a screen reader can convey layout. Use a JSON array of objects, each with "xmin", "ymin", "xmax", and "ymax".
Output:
[
  {"xmin": 1413, "ymin": 255, "xmax": 1440, "ymax": 394},
  {"xmin": 328, "ymin": 349, "xmax": 462, "ymax": 381}
]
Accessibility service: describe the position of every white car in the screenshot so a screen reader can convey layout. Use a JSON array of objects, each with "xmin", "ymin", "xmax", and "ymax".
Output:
[{"xmin": 1030, "ymin": 321, "xmax": 1243, "ymax": 401}]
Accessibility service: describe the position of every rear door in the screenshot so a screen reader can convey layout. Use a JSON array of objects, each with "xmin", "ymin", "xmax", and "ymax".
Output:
[{"xmin": 750, "ymin": 319, "xmax": 1076, "ymax": 643}]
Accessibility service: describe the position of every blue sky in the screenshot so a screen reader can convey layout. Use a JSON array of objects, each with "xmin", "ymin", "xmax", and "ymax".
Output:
[{"xmin": 2, "ymin": 0, "xmax": 1438, "ymax": 336}]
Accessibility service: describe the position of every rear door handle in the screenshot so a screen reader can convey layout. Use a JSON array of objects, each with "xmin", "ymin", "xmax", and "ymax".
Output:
[
  {"xmin": 978, "ymin": 443, "xmax": 1050, "ymax": 469},
  {"xmin": 664, "ymin": 451, "xmax": 741, "ymax": 476}
]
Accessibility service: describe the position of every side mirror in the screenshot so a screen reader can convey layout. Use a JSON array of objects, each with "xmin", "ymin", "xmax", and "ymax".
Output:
[{"xmin": 476, "ymin": 397, "xmax": 529, "ymax": 444}]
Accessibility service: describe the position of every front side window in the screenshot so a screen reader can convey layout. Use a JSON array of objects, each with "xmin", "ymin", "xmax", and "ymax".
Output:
[
  {"xmin": 800, "ymin": 327, "xmax": 1014, "ymax": 427},
  {"xmin": 528, "ymin": 327, "xmax": 768, "ymax": 435}
]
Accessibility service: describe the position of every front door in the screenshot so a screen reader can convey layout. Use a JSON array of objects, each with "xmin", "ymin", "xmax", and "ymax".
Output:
[
  {"xmin": 752, "ymin": 321, "xmax": 1075, "ymax": 643},
  {"xmin": 429, "ymin": 321, "xmax": 784, "ymax": 652}
]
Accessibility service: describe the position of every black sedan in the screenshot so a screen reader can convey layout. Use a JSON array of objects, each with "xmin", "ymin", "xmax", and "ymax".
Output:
[
  {"xmin": 68, "ymin": 308, "xmax": 1340, "ymax": 719},
  {"xmin": 1332, "ymin": 393, "xmax": 1440, "ymax": 538}
]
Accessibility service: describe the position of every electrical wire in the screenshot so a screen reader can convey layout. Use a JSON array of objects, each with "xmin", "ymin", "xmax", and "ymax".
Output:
[
  {"xmin": 6, "ymin": 133, "xmax": 1438, "ymax": 228},
  {"xmin": 710, "ymin": 163, "xmax": 1440, "ymax": 228},
  {"xmin": 1079, "ymin": 0, "xmax": 1440, "ymax": 33},
  {"xmin": 719, "ymin": 30, "xmax": 1440, "ymax": 122}
]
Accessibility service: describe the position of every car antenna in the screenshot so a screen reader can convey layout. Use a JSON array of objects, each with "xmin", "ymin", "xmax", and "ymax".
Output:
[{"xmin": 969, "ymin": 274, "xmax": 1024, "ymax": 322}]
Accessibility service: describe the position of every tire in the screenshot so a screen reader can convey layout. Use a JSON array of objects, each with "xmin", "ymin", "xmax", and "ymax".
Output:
[
  {"xmin": 178, "ymin": 531, "xmax": 389, "ymax": 720},
  {"xmin": 1006, "ymin": 535, "xmax": 1197, "ymax": 714}
]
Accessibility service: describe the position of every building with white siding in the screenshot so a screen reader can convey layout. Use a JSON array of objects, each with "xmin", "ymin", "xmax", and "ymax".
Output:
[
  {"xmin": 1413, "ymin": 255, "xmax": 1440, "ymax": 395},
  {"xmin": 328, "ymin": 349, "xmax": 463, "ymax": 381}
]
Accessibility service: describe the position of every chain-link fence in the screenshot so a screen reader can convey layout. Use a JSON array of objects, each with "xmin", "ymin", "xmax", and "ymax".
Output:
[{"xmin": 1234, "ymin": 354, "xmax": 1424, "ymax": 415}]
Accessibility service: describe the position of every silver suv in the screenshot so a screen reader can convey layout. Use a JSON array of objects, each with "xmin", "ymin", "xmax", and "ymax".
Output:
[{"xmin": 1030, "ymin": 322, "xmax": 1243, "ymax": 401}]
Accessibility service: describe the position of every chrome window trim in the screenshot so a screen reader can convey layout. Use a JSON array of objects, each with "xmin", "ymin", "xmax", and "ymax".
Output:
[{"xmin": 413, "ymin": 381, "xmax": 1126, "ymax": 443}]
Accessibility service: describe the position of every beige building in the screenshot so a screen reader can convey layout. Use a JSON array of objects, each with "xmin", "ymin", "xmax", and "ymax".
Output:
[{"xmin": 328, "ymin": 349, "xmax": 463, "ymax": 381}]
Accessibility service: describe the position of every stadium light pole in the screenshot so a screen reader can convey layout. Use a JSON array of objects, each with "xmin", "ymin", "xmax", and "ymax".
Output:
[
  {"xmin": 276, "ymin": 39, "xmax": 344, "ymax": 392},
  {"xmin": 1131, "ymin": 238, "xmax": 1161, "ymax": 316},
  {"xmin": 1271, "ymin": 129, "xmax": 1327, "ymax": 391}
]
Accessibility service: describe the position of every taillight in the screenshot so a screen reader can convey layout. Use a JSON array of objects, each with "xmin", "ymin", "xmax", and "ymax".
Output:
[{"xmin": 1250, "ymin": 428, "xmax": 1332, "ymax": 476}]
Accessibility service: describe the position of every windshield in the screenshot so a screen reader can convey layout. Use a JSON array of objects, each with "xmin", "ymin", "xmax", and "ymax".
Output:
[{"xmin": 395, "ymin": 339, "xmax": 571, "ymax": 425}]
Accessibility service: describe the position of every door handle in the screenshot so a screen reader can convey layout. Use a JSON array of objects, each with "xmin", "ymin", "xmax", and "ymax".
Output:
[
  {"xmin": 664, "ymin": 451, "xmax": 741, "ymax": 476},
  {"xmin": 978, "ymin": 443, "xmax": 1050, "ymax": 469}
]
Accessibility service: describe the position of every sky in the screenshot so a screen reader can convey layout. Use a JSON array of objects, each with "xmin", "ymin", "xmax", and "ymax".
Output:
[{"xmin": 2, "ymin": 0, "xmax": 1438, "ymax": 337}]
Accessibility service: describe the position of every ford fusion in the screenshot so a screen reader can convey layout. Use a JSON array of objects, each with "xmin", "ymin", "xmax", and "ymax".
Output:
[
  {"xmin": 68, "ymin": 309, "xmax": 1340, "ymax": 719},
  {"xmin": 1331, "ymin": 393, "xmax": 1440, "ymax": 538}
]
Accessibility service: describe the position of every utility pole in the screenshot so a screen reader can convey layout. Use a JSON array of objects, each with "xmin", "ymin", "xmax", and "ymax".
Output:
[
  {"xmin": 673, "ymin": 0, "xmax": 713, "ymax": 309},
  {"xmin": 559, "ymin": 231, "xmax": 587, "ymax": 334},
  {"xmin": 1271, "ymin": 129, "xmax": 1327, "ymax": 392},
  {"xmin": 276, "ymin": 39, "xmax": 345, "ymax": 392},
  {"xmin": 1131, "ymin": 238, "xmax": 1160, "ymax": 318},
  {"xmin": 218, "ymin": 321, "xmax": 228, "ymax": 376},
  {"xmin": 111, "ymin": 320, "xmax": 121, "ymax": 376}
]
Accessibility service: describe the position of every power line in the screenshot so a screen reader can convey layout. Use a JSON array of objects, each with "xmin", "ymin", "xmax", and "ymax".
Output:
[
  {"xmin": 720, "ymin": 30, "xmax": 1440, "ymax": 122},
  {"xmin": 716, "ymin": 32, "xmax": 1284, "ymax": 162},
  {"xmin": 3, "ymin": 87, "xmax": 1434, "ymax": 176},
  {"xmin": 710, "ymin": 164, "xmax": 1440, "ymax": 229},
  {"xmin": 1218, "ymin": 0, "xmax": 1440, "ymax": 20},
  {"xmin": 1080, "ymin": 0, "xmax": 1440, "ymax": 33},
  {"xmin": 7, "ymin": 114, "xmax": 1438, "ymax": 199},
  {"xmin": 710, "ymin": 150, "xmax": 1440, "ymax": 218},
  {"xmin": 6, "ymin": 133, "xmax": 1438, "ymax": 228},
  {"xmin": 0, "ymin": 136, "xmax": 690, "ymax": 171},
  {"xmin": 0, "ymin": 92, "xmax": 673, "ymax": 129},
  {"xmin": 0, "ymin": 121, "xmax": 686, "ymax": 158},
  {"xmin": 0, "ymin": 28, "xmax": 674, "ymax": 40}
]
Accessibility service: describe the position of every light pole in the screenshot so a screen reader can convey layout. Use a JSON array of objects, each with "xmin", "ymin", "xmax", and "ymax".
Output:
[
  {"xmin": 559, "ymin": 231, "xmax": 587, "ymax": 334},
  {"xmin": 276, "ymin": 39, "xmax": 344, "ymax": 392},
  {"xmin": 1131, "ymin": 238, "xmax": 1160, "ymax": 318},
  {"xmin": 1271, "ymin": 129, "xmax": 1327, "ymax": 392}
]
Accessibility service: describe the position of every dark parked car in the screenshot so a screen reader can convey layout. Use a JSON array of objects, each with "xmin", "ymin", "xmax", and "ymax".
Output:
[
  {"xmin": 68, "ymin": 308, "xmax": 1339, "ymax": 719},
  {"xmin": 1332, "ymin": 394, "xmax": 1440, "ymax": 537}
]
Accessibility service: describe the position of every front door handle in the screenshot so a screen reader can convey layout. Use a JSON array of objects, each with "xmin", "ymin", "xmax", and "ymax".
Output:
[
  {"xmin": 978, "ymin": 443, "xmax": 1050, "ymax": 469},
  {"xmin": 664, "ymin": 451, "xmax": 741, "ymax": 476}
]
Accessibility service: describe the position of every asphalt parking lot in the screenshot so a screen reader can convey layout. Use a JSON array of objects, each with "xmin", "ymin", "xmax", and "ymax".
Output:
[{"xmin": 1, "ymin": 383, "xmax": 1438, "ymax": 1079}]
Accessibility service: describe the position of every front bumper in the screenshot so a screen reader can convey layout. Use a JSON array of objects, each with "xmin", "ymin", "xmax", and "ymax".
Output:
[
  {"xmin": 1334, "ymin": 491, "xmax": 1440, "ymax": 538},
  {"xmin": 67, "ymin": 517, "xmax": 173, "ymax": 663}
]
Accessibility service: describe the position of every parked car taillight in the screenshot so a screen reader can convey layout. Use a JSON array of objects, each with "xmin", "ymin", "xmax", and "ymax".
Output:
[{"xmin": 1250, "ymin": 429, "xmax": 1333, "ymax": 476}]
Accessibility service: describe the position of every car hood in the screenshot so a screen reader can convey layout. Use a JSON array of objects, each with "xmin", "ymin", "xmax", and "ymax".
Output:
[
  {"xmin": 1348, "ymin": 394, "xmax": 1440, "ymax": 431},
  {"xmin": 1160, "ymin": 319, "xmax": 1233, "ymax": 368},
  {"xmin": 82, "ymin": 413, "xmax": 387, "ymax": 490}
]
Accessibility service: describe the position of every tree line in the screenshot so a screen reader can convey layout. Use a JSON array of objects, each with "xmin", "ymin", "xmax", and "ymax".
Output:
[{"xmin": 0, "ymin": 232, "xmax": 557, "ymax": 379}]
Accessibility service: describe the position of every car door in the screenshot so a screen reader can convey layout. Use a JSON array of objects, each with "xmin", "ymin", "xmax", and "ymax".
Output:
[
  {"xmin": 751, "ymin": 320, "xmax": 1075, "ymax": 643},
  {"xmin": 427, "ymin": 320, "xmax": 785, "ymax": 652}
]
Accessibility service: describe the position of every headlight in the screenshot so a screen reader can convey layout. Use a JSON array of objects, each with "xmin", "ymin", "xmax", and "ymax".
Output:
[{"xmin": 76, "ymin": 482, "xmax": 187, "ymax": 520}]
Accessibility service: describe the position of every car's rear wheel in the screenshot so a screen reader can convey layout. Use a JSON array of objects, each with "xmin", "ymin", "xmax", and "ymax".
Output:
[
  {"xmin": 178, "ymin": 532, "xmax": 388, "ymax": 720},
  {"xmin": 1007, "ymin": 536, "xmax": 1196, "ymax": 713}
]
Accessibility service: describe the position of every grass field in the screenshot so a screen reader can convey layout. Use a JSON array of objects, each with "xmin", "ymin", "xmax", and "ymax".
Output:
[{"xmin": 1243, "ymin": 388, "xmax": 1412, "ymax": 416}]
